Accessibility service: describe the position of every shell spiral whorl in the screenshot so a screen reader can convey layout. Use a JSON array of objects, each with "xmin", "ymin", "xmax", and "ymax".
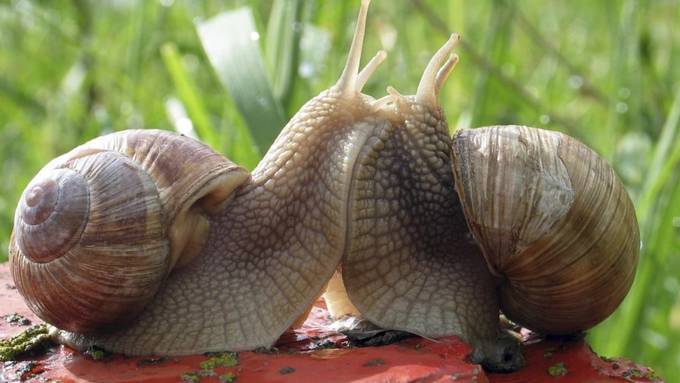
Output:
[
  {"xmin": 11, "ymin": 149, "xmax": 169, "ymax": 334},
  {"xmin": 15, "ymin": 168, "xmax": 90, "ymax": 263}
]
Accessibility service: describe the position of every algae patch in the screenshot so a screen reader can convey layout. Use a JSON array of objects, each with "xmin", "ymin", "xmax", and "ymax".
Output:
[
  {"xmin": 200, "ymin": 351, "xmax": 239, "ymax": 369},
  {"xmin": 0, "ymin": 324, "xmax": 53, "ymax": 361},
  {"xmin": 547, "ymin": 361, "xmax": 568, "ymax": 377},
  {"xmin": 180, "ymin": 352, "xmax": 240, "ymax": 382}
]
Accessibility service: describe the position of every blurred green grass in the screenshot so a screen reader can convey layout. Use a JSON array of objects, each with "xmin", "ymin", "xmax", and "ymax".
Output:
[{"xmin": 0, "ymin": 0, "xmax": 678, "ymax": 379}]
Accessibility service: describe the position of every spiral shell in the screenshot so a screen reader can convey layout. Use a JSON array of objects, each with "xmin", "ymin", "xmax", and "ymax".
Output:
[
  {"xmin": 10, "ymin": 130, "xmax": 249, "ymax": 333},
  {"xmin": 450, "ymin": 125, "xmax": 639, "ymax": 334}
]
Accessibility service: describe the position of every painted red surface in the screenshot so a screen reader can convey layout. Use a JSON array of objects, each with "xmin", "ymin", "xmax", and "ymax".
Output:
[{"xmin": 0, "ymin": 264, "xmax": 664, "ymax": 383}]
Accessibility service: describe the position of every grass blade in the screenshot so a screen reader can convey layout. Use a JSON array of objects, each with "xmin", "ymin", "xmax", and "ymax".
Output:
[
  {"xmin": 265, "ymin": 0, "xmax": 304, "ymax": 107},
  {"xmin": 197, "ymin": 7, "xmax": 286, "ymax": 153},
  {"xmin": 590, "ymin": 88, "xmax": 680, "ymax": 357},
  {"xmin": 161, "ymin": 42, "xmax": 218, "ymax": 147}
]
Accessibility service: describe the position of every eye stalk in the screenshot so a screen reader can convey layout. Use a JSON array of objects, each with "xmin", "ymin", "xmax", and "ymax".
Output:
[
  {"xmin": 334, "ymin": 0, "xmax": 387, "ymax": 96},
  {"xmin": 371, "ymin": 33, "xmax": 460, "ymax": 113},
  {"xmin": 416, "ymin": 33, "xmax": 460, "ymax": 107}
]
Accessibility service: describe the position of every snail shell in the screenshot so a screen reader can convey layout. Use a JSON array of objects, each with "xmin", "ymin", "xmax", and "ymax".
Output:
[
  {"xmin": 450, "ymin": 125, "xmax": 640, "ymax": 334},
  {"xmin": 10, "ymin": 130, "xmax": 248, "ymax": 333}
]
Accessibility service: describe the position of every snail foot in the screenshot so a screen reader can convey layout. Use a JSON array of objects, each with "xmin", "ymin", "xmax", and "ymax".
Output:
[
  {"xmin": 330, "ymin": 316, "xmax": 414, "ymax": 347},
  {"xmin": 0, "ymin": 324, "xmax": 56, "ymax": 361}
]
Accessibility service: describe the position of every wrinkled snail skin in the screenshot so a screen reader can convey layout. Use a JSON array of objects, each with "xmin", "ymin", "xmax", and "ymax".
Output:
[
  {"xmin": 340, "ymin": 97, "xmax": 510, "ymax": 361},
  {"xmin": 327, "ymin": 32, "xmax": 524, "ymax": 371},
  {"xmin": 450, "ymin": 126, "xmax": 640, "ymax": 335},
  {"xmin": 13, "ymin": 0, "xmax": 393, "ymax": 356}
]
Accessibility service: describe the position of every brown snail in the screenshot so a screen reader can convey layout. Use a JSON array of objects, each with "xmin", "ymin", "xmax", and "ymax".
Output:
[
  {"xmin": 10, "ymin": 131, "xmax": 249, "ymax": 335},
  {"xmin": 7, "ymin": 0, "xmax": 638, "ymax": 372},
  {"xmin": 9, "ymin": 0, "xmax": 425, "ymax": 359},
  {"xmin": 319, "ymin": 8, "xmax": 637, "ymax": 368}
]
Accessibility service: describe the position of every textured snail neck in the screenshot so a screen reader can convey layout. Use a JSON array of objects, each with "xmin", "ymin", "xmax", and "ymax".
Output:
[
  {"xmin": 79, "ymin": 90, "xmax": 384, "ymax": 355},
  {"xmin": 335, "ymin": 98, "xmax": 523, "ymax": 371},
  {"xmin": 341, "ymin": 98, "xmax": 500, "ymax": 343}
]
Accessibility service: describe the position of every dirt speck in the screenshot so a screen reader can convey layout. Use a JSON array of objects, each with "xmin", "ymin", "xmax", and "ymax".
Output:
[
  {"xmin": 279, "ymin": 366, "xmax": 296, "ymax": 375},
  {"xmin": 363, "ymin": 358, "xmax": 385, "ymax": 367}
]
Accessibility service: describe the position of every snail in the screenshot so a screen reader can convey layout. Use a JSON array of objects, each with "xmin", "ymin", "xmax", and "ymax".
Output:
[
  {"xmin": 8, "ymin": 0, "xmax": 431, "ymax": 359},
  {"xmin": 322, "ymin": 32, "xmax": 522, "ymax": 369},
  {"xmin": 316, "ymin": 0, "xmax": 638, "ymax": 370},
  {"xmin": 6, "ymin": 0, "xmax": 638, "ymax": 373}
]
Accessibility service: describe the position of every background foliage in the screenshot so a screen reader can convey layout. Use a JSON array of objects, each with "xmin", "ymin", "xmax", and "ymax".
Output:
[{"xmin": 0, "ymin": 0, "xmax": 678, "ymax": 378}]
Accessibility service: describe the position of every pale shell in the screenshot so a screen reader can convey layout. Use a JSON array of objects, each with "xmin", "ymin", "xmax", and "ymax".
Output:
[{"xmin": 450, "ymin": 125, "xmax": 640, "ymax": 334}]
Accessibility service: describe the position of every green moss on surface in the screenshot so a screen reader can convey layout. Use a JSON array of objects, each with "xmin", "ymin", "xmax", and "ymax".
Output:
[
  {"xmin": 180, "ymin": 372, "xmax": 201, "ymax": 383},
  {"xmin": 219, "ymin": 372, "xmax": 237, "ymax": 382},
  {"xmin": 547, "ymin": 361, "xmax": 568, "ymax": 377},
  {"xmin": 200, "ymin": 351, "xmax": 239, "ymax": 370},
  {"xmin": 0, "ymin": 324, "xmax": 52, "ymax": 361},
  {"xmin": 85, "ymin": 346, "xmax": 109, "ymax": 361}
]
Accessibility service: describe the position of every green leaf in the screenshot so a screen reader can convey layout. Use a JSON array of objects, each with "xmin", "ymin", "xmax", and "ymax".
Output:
[
  {"xmin": 197, "ymin": 7, "xmax": 286, "ymax": 153},
  {"xmin": 265, "ymin": 0, "xmax": 304, "ymax": 108},
  {"xmin": 161, "ymin": 42, "xmax": 218, "ymax": 148},
  {"xmin": 589, "ymin": 88, "xmax": 680, "ymax": 357}
]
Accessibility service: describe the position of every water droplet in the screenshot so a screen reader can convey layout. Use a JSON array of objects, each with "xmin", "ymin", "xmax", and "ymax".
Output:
[
  {"xmin": 539, "ymin": 114, "xmax": 551, "ymax": 124},
  {"xmin": 664, "ymin": 277, "xmax": 679, "ymax": 293},
  {"xmin": 94, "ymin": 105, "xmax": 109, "ymax": 123},
  {"xmin": 618, "ymin": 87, "xmax": 631, "ymax": 99},
  {"xmin": 257, "ymin": 97, "xmax": 269, "ymax": 108},
  {"xmin": 176, "ymin": 117, "xmax": 195, "ymax": 137},
  {"xmin": 641, "ymin": 328, "xmax": 668, "ymax": 350},
  {"xmin": 120, "ymin": 101, "xmax": 134, "ymax": 115},
  {"xmin": 568, "ymin": 75, "xmax": 583, "ymax": 89},
  {"xmin": 291, "ymin": 21, "xmax": 303, "ymax": 33},
  {"xmin": 616, "ymin": 102, "xmax": 628, "ymax": 114},
  {"xmin": 159, "ymin": 0, "xmax": 174, "ymax": 7},
  {"xmin": 250, "ymin": 31, "xmax": 260, "ymax": 41},
  {"xmin": 299, "ymin": 62, "xmax": 315, "ymax": 78}
]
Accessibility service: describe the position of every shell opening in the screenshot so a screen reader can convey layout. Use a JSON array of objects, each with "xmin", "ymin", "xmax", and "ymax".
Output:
[{"xmin": 167, "ymin": 168, "xmax": 249, "ymax": 269}]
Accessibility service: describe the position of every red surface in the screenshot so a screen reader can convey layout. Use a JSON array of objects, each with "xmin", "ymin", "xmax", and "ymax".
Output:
[{"xmin": 0, "ymin": 264, "xmax": 664, "ymax": 383}]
